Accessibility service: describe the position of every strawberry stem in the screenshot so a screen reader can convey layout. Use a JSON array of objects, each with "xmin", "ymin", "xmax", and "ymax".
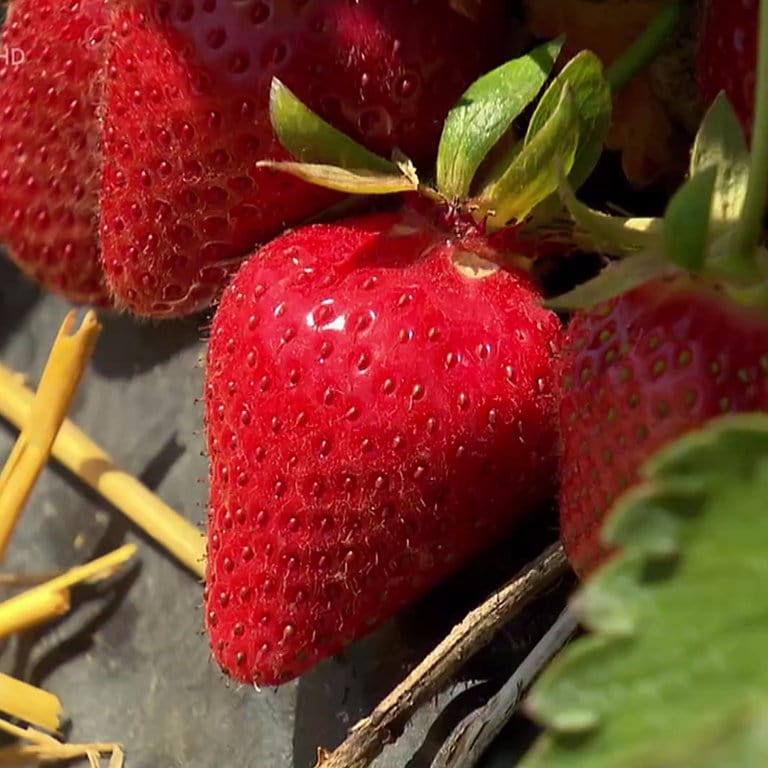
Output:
[
  {"xmin": 734, "ymin": 0, "xmax": 768, "ymax": 267},
  {"xmin": 604, "ymin": 3, "xmax": 683, "ymax": 93}
]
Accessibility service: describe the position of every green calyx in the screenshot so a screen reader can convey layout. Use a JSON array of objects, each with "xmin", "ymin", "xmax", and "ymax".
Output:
[
  {"xmin": 258, "ymin": 79, "xmax": 419, "ymax": 195},
  {"xmin": 549, "ymin": 91, "xmax": 768, "ymax": 312},
  {"xmin": 548, "ymin": 0, "xmax": 768, "ymax": 313},
  {"xmin": 261, "ymin": 1, "xmax": 681, "ymax": 243},
  {"xmin": 436, "ymin": 37, "xmax": 564, "ymax": 201},
  {"xmin": 474, "ymin": 49, "xmax": 611, "ymax": 229},
  {"xmin": 261, "ymin": 40, "xmax": 612, "ymax": 232},
  {"xmin": 258, "ymin": 40, "xmax": 611, "ymax": 229}
]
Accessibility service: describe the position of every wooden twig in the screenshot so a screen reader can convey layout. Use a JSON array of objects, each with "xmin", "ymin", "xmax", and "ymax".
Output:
[
  {"xmin": 433, "ymin": 609, "xmax": 579, "ymax": 768},
  {"xmin": 315, "ymin": 543, "xmax": 570, "ymax": 768}
]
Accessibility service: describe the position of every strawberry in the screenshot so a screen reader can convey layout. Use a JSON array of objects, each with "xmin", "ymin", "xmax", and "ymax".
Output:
[
  {"xmin": 696, "ymin": 0, "xmax": 757, "ymax": 139},
  {"xmin": 0, "ymin": 0, "xmax": 109, "ymax": 305},
  {"xmin": 99, "ymin": 0, "xmax": 507, "ymax": 317},
  {"xmin": 203, "ymin": 207, "xmax": 561, "ymax": 685},
  {"xmin": 559, "ymin": 277, "xmax": 768, "ymax": 576}
]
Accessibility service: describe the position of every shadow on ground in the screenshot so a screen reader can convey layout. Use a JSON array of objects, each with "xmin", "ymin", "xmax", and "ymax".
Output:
[
  {"xmin": 0, "ymin": 256, "xmax": 41, "ymax": 352},
  {"xmin": 91, "ymin": 311, "xmax": 206, "ymax": 379}
]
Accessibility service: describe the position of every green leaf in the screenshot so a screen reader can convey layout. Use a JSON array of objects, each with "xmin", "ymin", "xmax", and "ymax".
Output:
[
  {"xmin": 677, "ymin": 705, "xmax": 768, "ymax": 768},
  {"xmin": 436, "ymin": 38, "xmax": 563, "ymax": 200},
  {"xmin": 545, "ymin": 250, "xmax": 673, "ymax": 311},
  {"xmin": 526, "ymin": 51, "xmax": 612, "ymax": 190},
  {"xmin": 687, "ymin": 94, "xmax": 763, "ymax": 285},
  {"xmin": 255, "ymin": 161, "xmax": 417, "ymax": 195},
  {"xmin": 264, "ymin": 78, "xmax": 418, "ymax": 195},
  {"xmin": 690, "ymin": 92, "xmax": 750, "ymax": 229},
  {"xmin": 477, "ymin": 86, "xmax": 580, "ymax": 230},
  {"xmin": 522, "ymin": 413, "xmax": 768, "ymax": 768},
  {"xmin": 268, "ymin": 78, "xmax": 400, "ymax": 175},
  {"xmin": 556, "ymin": 171, "xmax": 662, "ymax": 256},
  {"xmin": 662, "ymin": 166, "xmax": 717, "ymax": 272}
]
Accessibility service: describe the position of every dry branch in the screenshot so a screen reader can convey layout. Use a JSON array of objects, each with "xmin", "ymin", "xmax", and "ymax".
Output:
[{"xmin": 316, "ymin": 543, "xmax": 569, "ymax": 768}]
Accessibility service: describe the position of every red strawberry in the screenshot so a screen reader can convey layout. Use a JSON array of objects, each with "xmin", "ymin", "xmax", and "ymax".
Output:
[
  {"xmin": 0, "ymin": 0, "xmax": 109, "ymax": 305},
  {"xmin": 696, "ymin": 0, "xmax": 757, "ymax": 139},
  {"xmin": 99, "ymin": 0, "xmax": 507, "ymax": 317},
  {"xmin": 203, "ymin": 208, "xmax": 560, "ymax": 685},
  {"xmin": 559, "ymin": 277, "xmax": 768, "ymax": 576}
]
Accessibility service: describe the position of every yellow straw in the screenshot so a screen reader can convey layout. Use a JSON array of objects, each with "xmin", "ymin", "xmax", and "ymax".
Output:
[
  {"xmin": 0, "ymin": 675, "xmax": 62, "ymax": 733},
  {"xmin": 0, "ymin": 587, "xmax": 70, "ymax": 638},
  {"xmin": 0, "ymin": 719, "xmax": 122, "ymax": 767},
  {"xmin": 0, "ymin": 545, "xmax": 135, "ymax": 640},
  {"xmin": 0, "ymin": 571, "xmax": 64, "ymax": 588},
  {"xmin": 0, "ymin": 312, "xmax": 100, "ymax": 561},
  {"xmin": 0, "ymin": 364, "xmax": 206, "ymax": 579}
]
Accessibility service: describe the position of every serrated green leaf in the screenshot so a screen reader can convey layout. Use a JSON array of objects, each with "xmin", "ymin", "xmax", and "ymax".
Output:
[
  {"xmin": 545, "ymin": 250, "xmax": 673, "ymax": 311},
  {"xmin": 436, "ymin": 38, "xmax": 563, "ymax": 200},
  {"xmin": 477, "ymin": 86, "xmax": 580, "ymax": 230},
  {"xmin": 635, "ymin": 414, "xmax": 768, "ymax": 492},
  {"xmin": 662, "ymin": 166, "xmax": 717, "ymax": 272},
  {"xmin": 522, "ymin": 413, "xmax": 768, "ymax": 768},
  {"xmin": 570, "ymin": 561, "xmax": 642, "ymax": 637},
  {"xmin": 690, "ymin": 92, "xmax": 750, "ymax": 228},
  {"xmin": 599, "ymin": 487, "xmax": 687, "ymax": 560},
  {"xmin": 255, "ymin": 161, "xmax": 417, "ymax": 195},
  {"xmin": 268, "ymin": 78, "xmax": 399, "ymax": 174},
  {"xmin": 526, "ymin": 51, "xmax": 612, "ymax": 190}
]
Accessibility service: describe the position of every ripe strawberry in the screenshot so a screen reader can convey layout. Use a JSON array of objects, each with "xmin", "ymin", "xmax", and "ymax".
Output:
[
  {"xmin": 559, "ymin": 277, "xmax": 768, "ymax": 576},
  {"xmin": 696, "ymin": 0, "xmax": 757, "ymax": 139},
  {"xmin": 99, "ymin": 0, "xmax": 507, "ymax": 317},
  {"xmin": 204, "ymin": 208, "xmax": 561, "ymax": 685},
  {"xmin": 0, "ymin": 0, "xmax": 109, "ymax": 305}
]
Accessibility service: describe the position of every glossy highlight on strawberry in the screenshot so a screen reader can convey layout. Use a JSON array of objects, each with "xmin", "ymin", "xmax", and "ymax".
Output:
[
  {"xmin": 99, "ymin": 0, "xmax": 507, "ymax": 317},
  {"xmin": 204, "ymin": 208, "xmax": 561, "ymax": 684},
  {"xmin": 559, "ymin": 277, "xmax": 768, "ymax": 576}
]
